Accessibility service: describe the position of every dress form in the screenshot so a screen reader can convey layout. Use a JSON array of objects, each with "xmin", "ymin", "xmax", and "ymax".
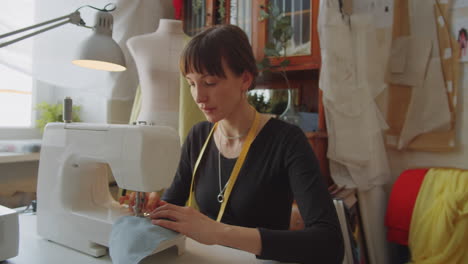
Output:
[{"xmin": 127, "ymin": 19, "xmax": 185, "ymax": 130}]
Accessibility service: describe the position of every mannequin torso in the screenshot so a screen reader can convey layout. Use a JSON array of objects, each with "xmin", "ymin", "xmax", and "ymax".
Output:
[{"xmin": 127, "ymin": 19, "xmax": 186, "ymax": 130}]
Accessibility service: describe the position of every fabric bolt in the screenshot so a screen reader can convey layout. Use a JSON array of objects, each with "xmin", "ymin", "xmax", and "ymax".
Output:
[
  {"xmin": 109, "ymin": 215, "xmax": 180, "ymax": 264},
  {"xmin": 385, "ymin": 168, "xmax": 428, "ymax": 245},
  {"xmin": 408, "ymin": 168, "xmax": 468, "ymax": 263}
]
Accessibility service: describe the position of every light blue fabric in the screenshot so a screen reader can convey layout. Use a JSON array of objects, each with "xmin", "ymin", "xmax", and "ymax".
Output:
[{"xmin": 109, "ymin": 216, "xmax": 179, "ymax": 264}]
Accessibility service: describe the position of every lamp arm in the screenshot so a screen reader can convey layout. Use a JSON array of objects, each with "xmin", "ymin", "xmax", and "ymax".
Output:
[{"xmin": 0, "ymin": 11, "xmax": 83, "ymax": 48}]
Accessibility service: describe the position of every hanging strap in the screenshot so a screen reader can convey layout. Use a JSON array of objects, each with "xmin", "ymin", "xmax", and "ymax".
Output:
[
  {"xmin": 186, "ymin": 122, "xmax": 218, "ymax": 211},
  {"xmin": 187, "ymin": 110, "xmax": 260, "ymax": 222}
]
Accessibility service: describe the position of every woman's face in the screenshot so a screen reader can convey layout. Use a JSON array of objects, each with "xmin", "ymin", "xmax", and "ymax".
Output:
[{"xmin": 185, "ymin": 60, "xmax": 251, "ymax": 123}]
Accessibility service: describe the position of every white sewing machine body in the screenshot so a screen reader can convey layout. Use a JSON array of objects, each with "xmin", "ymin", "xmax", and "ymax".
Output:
[{"xmin": 36, "ymin": 122, "xmax": 185, "ymax": 257}]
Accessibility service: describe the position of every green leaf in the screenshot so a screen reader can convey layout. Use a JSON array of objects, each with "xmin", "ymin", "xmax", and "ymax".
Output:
[
  {"xmin": 271, "ymin": 5, "xmax": 280, "ymax": 17},
  {"xmin": 278, "ymin": 16, "xmax": 291, "ymax": 27},
  {"xmin": 265, "ymin": 42, "xmax": 276, "ymax": 50},
  {"xmin": 285, "ymin": 26, "xmax": 293, "ymax": 39},
  {"xmin": 257, "ymin": 57, "xmax": 271, "ymax": 71},
  {"xmin": 280, "ymin": 59, "xmax": 291, "ymax": 67},
  {"xmin": 273, "ymin": 28, "xmax": 283, "ymax": 40},
  {"xmin": 259, "ymin": 10, "xmax": 269, "ymax": 21},
  {"xmin": 264, "ymin": 48, "xmax": 280, "ymax": 57},
  {"xmin": 257, "ymin": 62, "xmax": 264, "ymax": 71}
]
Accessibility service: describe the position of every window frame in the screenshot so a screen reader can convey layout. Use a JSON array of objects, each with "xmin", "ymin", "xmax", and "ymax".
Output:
[{"xmin": 0, "ymin": 80, "xmax": 41, "ymax": 140}]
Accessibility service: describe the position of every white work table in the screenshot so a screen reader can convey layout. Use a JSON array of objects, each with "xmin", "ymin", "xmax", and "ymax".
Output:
[{"xmin": 6, "ymin": 213, "xmax": 284, "ymax": 264}]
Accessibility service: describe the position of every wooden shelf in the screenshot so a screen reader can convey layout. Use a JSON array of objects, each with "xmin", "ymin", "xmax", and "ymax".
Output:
[{"xmin": 0, "ymin": 153, "xmax": 40, "ymax": 164}]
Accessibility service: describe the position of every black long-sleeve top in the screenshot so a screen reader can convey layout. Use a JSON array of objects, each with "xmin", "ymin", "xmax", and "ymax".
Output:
[{"xmin": 162, "ymin": 118, "xmax": 344, "ymax": 264}]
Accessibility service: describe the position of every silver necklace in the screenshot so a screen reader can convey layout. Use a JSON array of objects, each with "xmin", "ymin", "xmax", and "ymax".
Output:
[
  {"xmin": 219, "ymin": 123, "xmax": 247, "ymax": 140},
  {"xmin": 217, "ymin": 142, "xmax": 230, "ymax": 203}
]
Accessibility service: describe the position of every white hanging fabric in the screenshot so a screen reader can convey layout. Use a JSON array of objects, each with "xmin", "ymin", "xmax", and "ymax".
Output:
[
  {"xmin": 318, "ymin": 1, "xmax": 392, "ymax": 263},
  {"xmin": 318, "ymin": 0, "xmax": 390, "ymax": 188}
]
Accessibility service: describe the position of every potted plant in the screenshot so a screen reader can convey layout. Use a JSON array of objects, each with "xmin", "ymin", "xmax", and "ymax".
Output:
[
  {"xmin": 254, "ymin": 3, "xmax": 300, "ymax": 126},
  {"xmin": 35, "ymin": 102, "xmax": 81, "ymax": 133}
]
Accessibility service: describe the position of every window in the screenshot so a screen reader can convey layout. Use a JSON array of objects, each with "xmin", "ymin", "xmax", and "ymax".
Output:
[
  {"xmin": 0, "ymin": 0, "xmax": 36, "ymax": 129},
  {"xmin": 0, "ymin": 65, "xmax": 33, "ymax": 127}
]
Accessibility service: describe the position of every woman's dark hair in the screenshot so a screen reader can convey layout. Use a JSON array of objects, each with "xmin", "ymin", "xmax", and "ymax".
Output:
[{"xmin": 180, "ymin": 24, "xmax": 258, "ymax": 90}]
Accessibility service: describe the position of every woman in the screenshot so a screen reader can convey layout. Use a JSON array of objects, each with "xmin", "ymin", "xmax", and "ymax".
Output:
[{"xmin": 126, "ymin": 24, "xmax": 344, "ymax": 264}]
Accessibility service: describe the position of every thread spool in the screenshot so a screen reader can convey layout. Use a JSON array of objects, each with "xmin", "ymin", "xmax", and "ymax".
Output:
[{"xmin": 63, "ymin": 97, "xmax": 73, "ymax": 123}]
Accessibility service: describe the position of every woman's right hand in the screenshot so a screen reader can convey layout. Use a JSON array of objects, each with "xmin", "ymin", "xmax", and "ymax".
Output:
[{"xmin": 119, "ymin": 191, "xmax": 166, "ymax": 213}]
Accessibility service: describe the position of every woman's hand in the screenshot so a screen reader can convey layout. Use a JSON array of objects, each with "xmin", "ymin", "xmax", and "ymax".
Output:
[
  {"xmin": 147, "ymin": 202, "xmax": 224, "ymax": 245},
  {"xmin": 119, "ymin": 191, "xmax": 165, "ymax": 213}
]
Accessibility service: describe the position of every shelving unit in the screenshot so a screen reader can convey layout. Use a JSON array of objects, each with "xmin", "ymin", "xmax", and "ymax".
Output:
[{"xmin": 0, "ymin": 153, "xmax": 40, "ymax": 164}]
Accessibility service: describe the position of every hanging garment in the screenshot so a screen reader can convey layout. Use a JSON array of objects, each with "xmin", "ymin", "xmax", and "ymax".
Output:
[
  {"xmin": 318, "ymin": 2, "xmax": 392, "ymax": 263},
  {"xmin": 318, "ymin": 0, "xmax": 390, "ymax": 188},
  {"xmin": 408, "ymin": 168, "xmax": 468, "ymax": 263}
]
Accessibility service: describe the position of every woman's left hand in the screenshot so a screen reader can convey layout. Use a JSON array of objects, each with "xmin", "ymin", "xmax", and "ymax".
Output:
[{"xmin": 147, "ymin": 202, "xmax": 224, "ymax": 245}]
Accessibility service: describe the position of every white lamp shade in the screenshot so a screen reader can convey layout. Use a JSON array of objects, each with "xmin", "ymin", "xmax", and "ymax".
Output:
[{"xmin": 72, "ymin": 32, "xmax": 126, "ymax": 72}]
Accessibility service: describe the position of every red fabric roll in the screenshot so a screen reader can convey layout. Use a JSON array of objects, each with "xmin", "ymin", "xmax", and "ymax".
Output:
[{"xmin": 385, "ymin": 168, "xmax": 428, "ymax": 245}]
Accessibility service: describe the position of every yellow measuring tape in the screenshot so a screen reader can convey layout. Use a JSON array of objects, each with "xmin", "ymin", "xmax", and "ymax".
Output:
[{"xmin": 187, "ymin": 110, "xmax": 260, "ymax": 222}]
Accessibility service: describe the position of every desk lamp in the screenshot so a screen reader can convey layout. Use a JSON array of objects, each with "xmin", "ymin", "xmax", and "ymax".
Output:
[{"xmin": 0, "ymin": 3, "xmax": 126, "ymax": 72}]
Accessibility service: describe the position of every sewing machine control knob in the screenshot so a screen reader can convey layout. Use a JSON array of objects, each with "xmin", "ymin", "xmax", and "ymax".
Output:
[{"xmin": 138, "ymin": 121, "xmax": 147, "ymax": 125}]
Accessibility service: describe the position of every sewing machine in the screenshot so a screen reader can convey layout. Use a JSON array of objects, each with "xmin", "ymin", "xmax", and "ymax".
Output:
[{"xmin": 36, "ymin": 122, "xmax": 186, "ymax": 257}]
